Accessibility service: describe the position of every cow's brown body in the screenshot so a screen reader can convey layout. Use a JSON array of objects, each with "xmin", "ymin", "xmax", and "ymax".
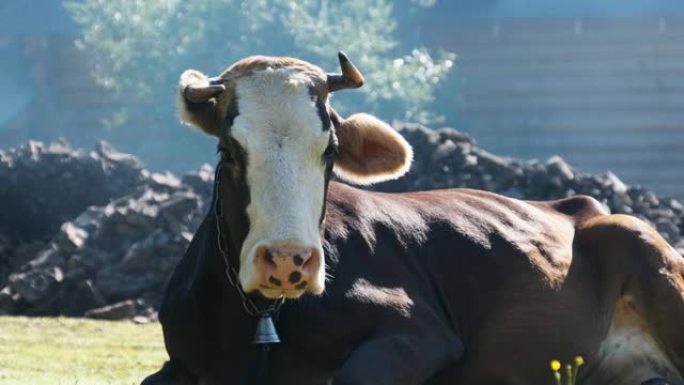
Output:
[
  {"xmin": 144, "ymin": 182, "xmax": 684, "ymax": 385},
  {"xmin": 142, "ymin": 53, "xmax": 683, "ymax": 385}
]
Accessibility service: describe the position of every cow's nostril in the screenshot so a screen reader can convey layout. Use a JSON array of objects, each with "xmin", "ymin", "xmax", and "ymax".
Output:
[
  {"xmin": 264, "ymin": 248, "xmax": 275, "ymax": 263},
  {"xmin": 258, "ymin": 247, "xmax": 278, "ymax": 273},
  {"xmin": 289, "ymin": 271, "xmax": 302, "ymax": 284},
  {"xmin": 293, "ymin": 254, "xmax": 304, "ymax": 266}
]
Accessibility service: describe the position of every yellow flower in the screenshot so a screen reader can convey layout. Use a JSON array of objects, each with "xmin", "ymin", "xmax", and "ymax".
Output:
[
  {"xmin": 550, "ymin": 360, "xmax": 561, "ymax": 371},
  {"xmin": 574, "ymin": 356, "xmax": 584, "ymax": 366}
]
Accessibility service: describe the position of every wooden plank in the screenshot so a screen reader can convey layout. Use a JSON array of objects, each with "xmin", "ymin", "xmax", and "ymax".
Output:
[
  {"xmin": 474, "ymin": 137, "xmax": 684, "ymax": 159},
  {"xmin": 454, "ymin": 42, "xmax": 684, "ymax": 64},
  {"xmin": 473, "ymin": 123, "xmax": 684, "ymax": 137},
  {"xmin": 440, "ymin": 31, "xmax": 684, "ymax": 48},
  {"xmin": 457, "ymin": 61, "xmax": 684, "ymax": 82},
  {"xmin": 453, "ymin": 92, "xmax": 684, "ymax": 112},
  {"xmin": 457, "ymin": 76, "xmax": 684, "ymax": 98},
  {"xmin": 425, "ymin": 16, "xmax": 684, "ymax": 45},
  {"xmin": 449, "ymin": 112, "xmax": 684, "ymax": 132},
  {"xmin": 474, "ymin": 130, "xmax": 684, "ymax": 147},
  {"xmin": 424, "ymin": 17, "xmax": 684, "ymax": 196}
]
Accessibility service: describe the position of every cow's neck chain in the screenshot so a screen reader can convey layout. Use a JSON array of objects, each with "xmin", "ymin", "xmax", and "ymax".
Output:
[{"xmin": 213, "ymin": 164, "xmax": 285, "ymax": 318}]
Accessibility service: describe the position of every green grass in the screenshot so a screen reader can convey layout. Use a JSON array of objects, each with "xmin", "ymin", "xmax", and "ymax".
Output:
[{"xmin": 0, "ymin": 316, "xmax": 166, "ymax": 385}]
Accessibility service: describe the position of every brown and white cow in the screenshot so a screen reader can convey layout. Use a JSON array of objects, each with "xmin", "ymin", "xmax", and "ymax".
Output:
[{"xmin": 142, "ymin": 53, "xmax": 684, "ymax": 385}]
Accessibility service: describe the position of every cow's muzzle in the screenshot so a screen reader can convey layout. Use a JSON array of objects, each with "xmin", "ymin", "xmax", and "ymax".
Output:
[{"xmin": 253, "ymin": 243, "xmax": 320, "ymax": 298}]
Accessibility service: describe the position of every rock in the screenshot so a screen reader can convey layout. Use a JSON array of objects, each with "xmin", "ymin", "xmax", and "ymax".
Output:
[
  {"xmin": 609, "ymin": 192, "xmax": 633, "ymax": 214},
  {"xmin": 464, "ymin": 154, "xmax": 478, "ymax": 167},
  {"xmin": 433, "ymin": 140, "xmax": 458, "ymax": 162},
  {"xmin": 159, "ymin": 192, "xmax": 200, "ymax": 223},
  {"xmin": 656, "ymin": 220, "xmax": 680, "ymax": 242},
  {"xmin": 54, "ymin": 222, "xmax": 88, "ymax": 254},
  {"xmin": 547, "ymin": 156, "xmax": 574, "ymax": 181},
  {"xmin": 2, "ymin": 131, "xmax": 684, "ymax": 320},
  {"xmin": 95, "ymin": 268, "xmax": 162, "ymax": 301},
  {"xmin": 61, "ymin": 280, "xmax": 107, "ymax": 316},
  {"xmin": 642, "ymin": 190, "xmax": 660, "ymax": 206},
  {"xmin": 94, "ymin": 141, "xmax": 143, "ymax": 173},
  {"xmin": 668, "ymin": 198, "xmax": 684, "ymax": 212},
  {"xmin": 182, "ymin": 163, "xmax": 214, "ymax": 199},
  {"xmin": 0, "ymin": 237, "xmax": 44, "ymax": 288},
  {"xmin": 0, "ymin": 140, "xmax": 145, "ymax": 244},
  {"xmin": 24, "ymin": 245, "xmax": 65, "ymax": 272},
  {"xmin": 603, "ymin": 171, "xmax": 628, "ymax": 194},
  {"xmin": 475, "ymin": 150, "xmax": 521, "ymax": 184},
  {"xmin": 148, "ymin": 171, "xmax": 182, "ymax": 192},
  {"xmin": 133, "ymin": 315, "xmax": 153, "ymax": 324},
  {"xmin": 84, "ymin": 299, "xmax": 136, "ymax": 320},
  {"xmin": 8, "ymin": 266, "xmax": 63, "ymax": 304},
  {"xmin": 0, "ymin": 286, "xmax": 14, "ymax": 315},
  {"xmin": 438, "ymin": 128, "xmax": 474, "ymax": 145}
]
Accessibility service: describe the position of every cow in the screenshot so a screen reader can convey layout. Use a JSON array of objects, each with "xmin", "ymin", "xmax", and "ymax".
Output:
[{"xmin": 141, "ymin": 52, "xmax": 684, "ymax": 385}]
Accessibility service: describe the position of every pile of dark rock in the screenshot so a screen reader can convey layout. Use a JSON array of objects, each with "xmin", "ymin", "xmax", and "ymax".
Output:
[
  {"xmin": 0, "ymin": 141, "xmax": 146, "ymax": 243},
  {"xmin": 0, "ymin": 123, "xmax": 682, "ymax": 320},
  {"xmin": 0, "ymin": 141, "xmax": 214, "ymax": 321},
  {"xmin": 377, "ymin": 124, "xmax": 684, "ymax": 250}
]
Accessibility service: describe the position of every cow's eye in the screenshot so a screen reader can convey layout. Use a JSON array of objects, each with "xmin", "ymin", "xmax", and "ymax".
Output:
[{"xmin": 322, "ymin": 144, "xmax": 337, "ymax": 161}]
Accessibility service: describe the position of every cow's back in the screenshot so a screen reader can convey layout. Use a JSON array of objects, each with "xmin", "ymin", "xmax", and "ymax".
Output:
[{"xmin": 324, "ymin": 182, "xmax": 607, "ymax": 264}]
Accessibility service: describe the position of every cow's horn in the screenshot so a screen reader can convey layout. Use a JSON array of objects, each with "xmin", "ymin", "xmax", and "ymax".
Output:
[
  {"xmin": 327, "ymin": 51, "xmax": 364, "ymax": 92},
  {"xmin": 184, "ymin": 77, "xmax": 226, "ymax": 103}
]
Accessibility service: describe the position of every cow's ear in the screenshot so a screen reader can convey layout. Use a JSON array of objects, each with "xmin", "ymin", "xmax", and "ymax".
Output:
[
  {"xmin": 178, "ymin": 69, "xmax": 224, "ymax": 137},
  {"xmin": 334, "ymin": 113, "xmax": 413, "ymax": 185}
]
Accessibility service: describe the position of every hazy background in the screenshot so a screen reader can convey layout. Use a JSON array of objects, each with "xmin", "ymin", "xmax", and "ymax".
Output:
[{"xmin": 1, "ymin": 0, "xmax": 684, "ymax": 198}]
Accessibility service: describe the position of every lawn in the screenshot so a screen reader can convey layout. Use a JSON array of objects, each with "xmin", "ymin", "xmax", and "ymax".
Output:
[{"xmin": 0, "ymin": 316, "xmax": 166, "ymax": 385}]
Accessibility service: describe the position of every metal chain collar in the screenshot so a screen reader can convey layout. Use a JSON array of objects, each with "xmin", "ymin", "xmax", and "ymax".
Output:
[{"xmin": 213, "ymin": 163, "xmax": 285, "ymax": 317}]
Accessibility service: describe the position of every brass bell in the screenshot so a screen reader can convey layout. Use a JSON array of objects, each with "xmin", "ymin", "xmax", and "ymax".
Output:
[{"xmin": 253, "ymin": 314, "xmax": 280, "ymax": 344}]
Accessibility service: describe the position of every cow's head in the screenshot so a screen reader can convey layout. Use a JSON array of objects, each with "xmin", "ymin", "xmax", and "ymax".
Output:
[{"xmin": 178, "ymin": 53, "xmax": 412, "ymax": 299}]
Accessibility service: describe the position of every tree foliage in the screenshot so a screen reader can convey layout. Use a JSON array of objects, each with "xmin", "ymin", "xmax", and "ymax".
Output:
[
  {"xmin": 63, "ymin": 0, "xmax": 454, "ymax": 167},
  {"xmin": 65, "ymin": 0, "xmax": 452, "ymax": 117}
]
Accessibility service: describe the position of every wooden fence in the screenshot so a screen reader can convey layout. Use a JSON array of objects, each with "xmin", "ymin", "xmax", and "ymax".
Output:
[{"xmin": 425, "ymin": 15, "xmax": 684, "ymax": 199}]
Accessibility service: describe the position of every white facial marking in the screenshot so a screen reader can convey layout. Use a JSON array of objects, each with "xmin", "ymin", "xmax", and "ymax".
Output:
[{"xmin": 231, "ymin": 67, "xmax": 328, "ymax": 294}]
